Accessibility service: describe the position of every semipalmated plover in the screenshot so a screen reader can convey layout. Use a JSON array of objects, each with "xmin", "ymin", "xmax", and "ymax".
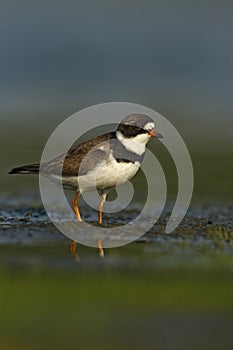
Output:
[{"xmin": 9, "ymin": 114, "xmax": 162, "ymax": 256}]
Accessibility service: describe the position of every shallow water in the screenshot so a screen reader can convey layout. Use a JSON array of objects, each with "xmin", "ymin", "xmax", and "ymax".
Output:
[
  {"xmin": 0, "ymin": 206, "xmax": 233, "ymax": 350},
  {"xmin": 0, "ymin": 189, "xmax": 233, "ymax": 350}
]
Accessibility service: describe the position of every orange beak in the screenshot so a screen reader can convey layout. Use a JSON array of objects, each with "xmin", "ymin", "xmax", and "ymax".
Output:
[{"xmin": 148, "ymin": 130, "xmax": 163, "ymax": 138}]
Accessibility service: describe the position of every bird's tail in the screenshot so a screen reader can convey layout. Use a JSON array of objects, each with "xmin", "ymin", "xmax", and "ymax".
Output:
[{"xmin": 8, "ymin": 163, "xmax": 40, "ymax": 175}]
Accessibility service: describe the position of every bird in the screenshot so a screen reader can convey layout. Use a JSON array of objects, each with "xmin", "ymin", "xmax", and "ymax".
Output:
[{"xmin": 9, "ymin": 114, "xmax": 162, "ymax": 257}]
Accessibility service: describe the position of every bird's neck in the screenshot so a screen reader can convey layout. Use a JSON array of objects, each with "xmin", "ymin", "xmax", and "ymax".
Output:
[{"xmin": 116, "ymin": 131, "xmax": 147, "ymax": 156}]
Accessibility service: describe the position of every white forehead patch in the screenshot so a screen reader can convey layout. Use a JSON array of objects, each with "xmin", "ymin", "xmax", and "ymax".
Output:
[{"xmin": 144, "ymin": 122, "xmax": 155, "ymax": 131}]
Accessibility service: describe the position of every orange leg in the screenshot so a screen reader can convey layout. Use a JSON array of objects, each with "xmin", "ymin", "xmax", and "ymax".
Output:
[
  {"xmin": 98, "ymin": 193, "xmax": 106, "ymax": 224},
  {"xmin": 97, "ymin": 193, "xmax": 106, "ymax": 257},
  {"xmin": 72, "ymin": 191, "xmax": 82, "ymax": 222},
  {"xmin": 70, "ymin": 192, "xmax": 82, "ymax": 258}
]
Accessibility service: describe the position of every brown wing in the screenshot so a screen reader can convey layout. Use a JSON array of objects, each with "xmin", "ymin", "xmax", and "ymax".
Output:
[{"xmin": 41, "ymin": 132, "xmax": 115, "ymax": 176}]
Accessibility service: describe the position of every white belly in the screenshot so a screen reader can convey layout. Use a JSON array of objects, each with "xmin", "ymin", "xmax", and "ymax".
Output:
[{"xmin": 78, "ymin": 159, "xmax": 140, "ymax": 193}]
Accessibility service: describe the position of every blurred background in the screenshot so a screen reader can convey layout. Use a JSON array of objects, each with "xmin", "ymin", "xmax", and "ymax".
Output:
[
  {"xmin": 0, "ymin": 1, "xmax": 233, "ymax": 349},
  {"xmin": 1, "ymin": 0, "xmax": 232, "ymax": 202}
]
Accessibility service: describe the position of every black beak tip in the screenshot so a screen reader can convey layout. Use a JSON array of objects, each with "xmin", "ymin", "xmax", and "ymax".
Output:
[{"xmin": 157, "ymin": 132, "xmax": 163, "ymax": 139}]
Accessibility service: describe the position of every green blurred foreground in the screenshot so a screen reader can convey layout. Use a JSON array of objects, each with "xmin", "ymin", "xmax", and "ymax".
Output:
[{"xmin": 0, "ymin": 238, "xmax": 233, "ymax": 350}]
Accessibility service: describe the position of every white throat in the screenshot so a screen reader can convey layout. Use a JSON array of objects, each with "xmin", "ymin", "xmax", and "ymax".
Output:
[{"xmin": 116, "ymin": 131, "xmax": 149, "ymax": 155}]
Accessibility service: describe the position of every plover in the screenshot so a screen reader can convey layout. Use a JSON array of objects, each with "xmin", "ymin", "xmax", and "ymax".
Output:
[{"xmin": 9, "ymin": 114, "xmax": 162, "ymax": 256}]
